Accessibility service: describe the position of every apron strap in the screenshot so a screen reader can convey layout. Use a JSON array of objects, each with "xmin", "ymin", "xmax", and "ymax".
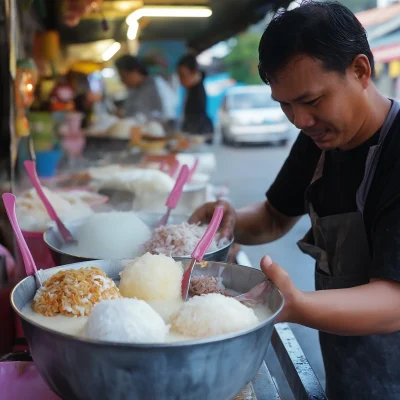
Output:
[
  {"xmin": 356, "ymin": 100, "xmax": 400, "ymax": 214},
  {"xmin": 310, "ymin": 151, "xmax": 325, "ymax": 185}
]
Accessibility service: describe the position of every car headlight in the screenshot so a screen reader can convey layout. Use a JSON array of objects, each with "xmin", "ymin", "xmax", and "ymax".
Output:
[{"xmin": 230, "ymin": 116, "xmax": 244, "ymax": 125}]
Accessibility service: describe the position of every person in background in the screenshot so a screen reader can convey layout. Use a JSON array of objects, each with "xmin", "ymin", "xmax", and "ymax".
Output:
[
  {"xmin": 115, "ymin": 55, "xmax": 177, "ymax": 124},
  {"xmin": 177, "ymin": 54, "xmax": 214, "ymax": 143},
  {"xmin": 66, "ymin": 71, "xmax": 96, "ymax": 128}
]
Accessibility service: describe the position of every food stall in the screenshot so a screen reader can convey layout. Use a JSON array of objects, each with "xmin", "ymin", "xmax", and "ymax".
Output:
[{"xmin": 0, "ymin": 1, "xmax": 327, "ymax": 399}]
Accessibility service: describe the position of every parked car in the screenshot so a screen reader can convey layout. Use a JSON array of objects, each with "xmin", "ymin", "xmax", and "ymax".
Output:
[{"xmin": 218, "ymin": 85, "xmax": 291, "ymax": 146}]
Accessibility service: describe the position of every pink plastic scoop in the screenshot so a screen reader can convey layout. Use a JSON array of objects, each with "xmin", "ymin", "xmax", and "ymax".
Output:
[
  {"xmin": 159, "ymin": 160, "xmax": 167, "ymax": 173},
  {"xmin": 169, "ymin": 159, "xmax": 180, "ymax": 178},
  {"xmin": 2, "ymin": 193, "xmax": 43, "ymax": 287},
  {"xmin": 24, "ymin": 160, "xmax": 76, "ymax": 243},
  {"xmin": 156, "ymin": 164, "xmax": 190, "ymax": 228},
  {"xmin": 181, "ymin": 206, "xmax": 224, "ymax": 301},
  {"xmin": 188, "ymin": 158, "xmax": 199, "ymax": 183}
]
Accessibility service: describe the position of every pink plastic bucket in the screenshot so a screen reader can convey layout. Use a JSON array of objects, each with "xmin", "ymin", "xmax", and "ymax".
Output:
[{"xmin": 0, "ymin": 362, "xmax": 60, "ymax": 400}]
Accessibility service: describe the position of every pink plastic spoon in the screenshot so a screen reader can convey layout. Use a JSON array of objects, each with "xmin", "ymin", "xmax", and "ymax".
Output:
[
  {"xmin": 156, "ymin": 164, "xmax": 190, "ymax": 228},
  {"xmin": 188, "ymin": 158, "xmax": 199, "ymax": 183},
  {"xmin": 169, "ymin": 159, "xmax": 180, "ymax": 178},
  {"xmin": 181, "ymin": 206, "xmax": 224, "ymax": 301},
  {"xmin": 24, "ymin": 160, "xmax": 76, "ymax": 243},
  {"xmin": 2, "ymin": 193, "xmax": 42, "ymax": 287},
  {"xmin": 159, "ymin": 160, "xmax": 167, "ymax": 173}
]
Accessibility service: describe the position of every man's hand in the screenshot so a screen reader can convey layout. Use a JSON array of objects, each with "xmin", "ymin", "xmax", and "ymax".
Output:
[
  {"xmin": 260, "ymin": 256, "xmax": 400, "ymax": 335},
  {"xmin": 189, "ymin": 200, "xmax": 236, "ymax": 239},
  {"xmin": 260, "ymin": 256, "xmax": 303, "ymax": 323}
]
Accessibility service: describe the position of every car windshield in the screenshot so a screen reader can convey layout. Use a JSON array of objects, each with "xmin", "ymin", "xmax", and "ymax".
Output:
[{"xmin": 228, "ymin": 91, "xmax": 277, "ymax": 110}]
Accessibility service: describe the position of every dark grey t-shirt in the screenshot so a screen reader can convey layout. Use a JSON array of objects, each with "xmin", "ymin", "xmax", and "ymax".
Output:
[
  {"xmin": 267, "ymin": 112, "xmax": 400, "ymax": 282},
  {"xmin": 123, "ymin": 76, "xmax": 163, "ymax": 118}
]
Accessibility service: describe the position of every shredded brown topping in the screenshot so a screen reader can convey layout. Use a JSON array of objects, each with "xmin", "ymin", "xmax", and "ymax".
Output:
[{"xmin": 32, "ymin": 267, "xmax": 121, "ymax": 317}]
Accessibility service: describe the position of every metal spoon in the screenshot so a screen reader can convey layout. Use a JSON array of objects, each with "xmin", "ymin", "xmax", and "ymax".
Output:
[
  {"xmin": 155, "ymin": 164, "xmax": 190, "ymax": 228},
  {"xmin": 181, "ymin": 206, "xmax": 224, "ymax": 301},
  {"xmin": 2, "ymin": 193, "xmax": 42, "ymax": 288},
  {"xmin": 24, "ymin": 160, "xmax": 76, "ymax": 243}
]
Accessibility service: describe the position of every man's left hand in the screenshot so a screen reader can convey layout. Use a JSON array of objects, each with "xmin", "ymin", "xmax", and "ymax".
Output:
[{"xmin": 260, "ymin": 256, "xmax": 304, "ymax": 323}]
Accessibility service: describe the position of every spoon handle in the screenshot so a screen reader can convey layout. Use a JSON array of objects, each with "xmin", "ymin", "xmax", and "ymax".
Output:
[
  {"xmin": 165, "ymin": 164, "xmax": 189, "ymax": 210},
  {"xmin": 181, "ymin": 206, "xmax": 224, "ymax": 300},
  {"xmin": 24, "ymin": 161, "xmax": 58, "ymax": 221},
  {"xmin": 191, "ymin": 206, "xmax": 224, "ymax": 261},
  {"xmin": 188, "ymin": 158, "xmax": 199, "ymax": 182},
  {"xmin": 24, "ymin": 160, "xmax": 74, "ymax": 242},
  {"xmin": 2, "ymin": 193, "xmax": 38, "ymax": 277},
  {"xmin": 169, "ymin": 159, "xmax": 180, "ymax": 177}
]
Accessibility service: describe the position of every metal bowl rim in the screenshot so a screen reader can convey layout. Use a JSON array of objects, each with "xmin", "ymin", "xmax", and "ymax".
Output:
[
  {"xmin": 43, "ymin": 215, "xmax": 235, "ymax": 260},
  {"xmin": 11, "ymin": 259, "xmax": 284, "ymax": 349}
]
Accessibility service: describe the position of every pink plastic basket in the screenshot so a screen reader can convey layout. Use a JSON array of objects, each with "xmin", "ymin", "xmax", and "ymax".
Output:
[{"xmin": 0, "ymin": 362, "xmax": 60, "ymax": 400}]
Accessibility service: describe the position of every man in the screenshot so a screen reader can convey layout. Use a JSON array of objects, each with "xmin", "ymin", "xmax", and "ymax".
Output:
[
  {"xmin": 190, "ymin": 2, "xmax": 400, "ymax": 399},
  {"xmin": 115, "ymin": 55, "xmax": 177, "ymax": 121}
]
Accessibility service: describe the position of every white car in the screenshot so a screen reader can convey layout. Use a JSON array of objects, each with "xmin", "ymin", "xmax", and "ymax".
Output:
[{"xmin": 219, "ymin": 85, "xmax": 291, "ymax": 146}]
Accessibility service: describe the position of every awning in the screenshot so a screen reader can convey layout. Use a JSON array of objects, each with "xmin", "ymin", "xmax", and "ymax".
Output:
[
  {"xmin": 357, "ymin": 3, "xmax": 400, "ymax": 29},
  {"xmin": 372, "ymin": 42, "xmax": 400, "ymax": 63},
  {"xmin": 40, "ymin": 0, "xmax": 291, "ymax": 53}
]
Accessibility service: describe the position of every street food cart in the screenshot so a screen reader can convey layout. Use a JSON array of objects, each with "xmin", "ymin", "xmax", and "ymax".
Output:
[{"xmin": 0, "ymin": 0, "xmax": 327, "ymax": 399}]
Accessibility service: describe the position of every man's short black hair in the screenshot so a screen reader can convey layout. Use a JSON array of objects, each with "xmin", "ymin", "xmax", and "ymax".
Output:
[
  {"xmin": 258, "ymin": 1, "xmax": 375, "ymax": 84},
  {"xmin": 177, "ymin": 54, "xmax": 199, "ymax": 71},
  {"xmin": 115, "ymin": 55, "xmax": 148, "ymax": 76}
]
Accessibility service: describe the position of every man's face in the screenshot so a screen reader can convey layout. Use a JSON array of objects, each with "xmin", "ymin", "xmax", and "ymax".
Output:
[
  {"xmin": 270, "ymin": 55, "xmax": 369, "ymax": 150},
  {"xmin": 118, "ymin": 69, "xmax": 143, "ymax": 88},
  {"xmin": 178, "ymin": 65, "xmax": 196, "ymax": 89}
]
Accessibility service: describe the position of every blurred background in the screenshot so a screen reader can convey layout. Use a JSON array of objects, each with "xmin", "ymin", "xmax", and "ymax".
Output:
[{"xmin": 1, "ymin": 0, "xmax": 400, "ymax": 398}]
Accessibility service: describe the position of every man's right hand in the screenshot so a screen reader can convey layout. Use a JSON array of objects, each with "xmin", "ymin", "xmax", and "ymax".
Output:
[{"xmin": 188, "ymin": 200, "xmax": 236, "ymax": 239}]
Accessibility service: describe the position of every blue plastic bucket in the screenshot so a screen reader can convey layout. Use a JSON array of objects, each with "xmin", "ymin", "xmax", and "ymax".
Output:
[{"xmin": 35, "ymin": 148, "xmax": 62, "ymax": 178}]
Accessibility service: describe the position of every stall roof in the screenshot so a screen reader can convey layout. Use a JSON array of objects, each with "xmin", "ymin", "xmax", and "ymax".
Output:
[
  {"xmin": 356, "ymin": 4, "xmax": 400, "ymax": 62},
  {"xmin": 41, "ymin": 0, "xmax": 290, "ymax": 53}
]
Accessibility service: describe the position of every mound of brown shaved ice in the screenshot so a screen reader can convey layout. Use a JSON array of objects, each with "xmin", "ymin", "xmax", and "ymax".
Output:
[
  {"xmin": 142, "ymin": 222, "xmax": 229, "ymax": 257},
  {"xmin": 189, "ymin": 275, "xmax": 229, "ymax": 297}
]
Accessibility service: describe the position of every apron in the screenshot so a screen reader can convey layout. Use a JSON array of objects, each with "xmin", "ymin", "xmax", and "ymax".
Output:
[{"xmin": 298, "ymin": 100, "xmax": 400, "ymax": 400}]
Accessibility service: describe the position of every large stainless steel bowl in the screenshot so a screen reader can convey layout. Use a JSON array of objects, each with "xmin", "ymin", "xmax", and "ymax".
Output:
[
  {"xmin": 11, "ymin": 259, "xmax": 284, "ymax": 400},
  {"xmin": 98, "ymin": 181, "xmax": 208, "ymax": 216},
  {"xmin": 44, "ymin": 214, "xmax": 233, "ymax": 266}
]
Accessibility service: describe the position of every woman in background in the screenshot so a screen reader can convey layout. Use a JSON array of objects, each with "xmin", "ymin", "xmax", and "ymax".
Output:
[{"xmin": 177, "ymin": 55, "xmax": 214, "ymax": 143}]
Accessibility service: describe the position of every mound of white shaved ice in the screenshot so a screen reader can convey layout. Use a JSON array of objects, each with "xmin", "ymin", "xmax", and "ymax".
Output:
[
  {"xmin": 85, "ymin": 299, "xmax": 168, "ymax": 343},
  {"xmin": 16, "ymin": 187, "xmax": 93, "ymax": 232},
  {"xmin": 99, "ymin": 169, "xmax": 175, "ymax": 194},
  {"xmin": 61, "ymin": 211, "xmax": 151, "ymax": 259},
  {"xmin": 170, "ymin": 293, "xmax": 259, "ymax": 339},
  {"xmin": 119, "ymin": 253, "xmax": 183, "ymax": 301}
]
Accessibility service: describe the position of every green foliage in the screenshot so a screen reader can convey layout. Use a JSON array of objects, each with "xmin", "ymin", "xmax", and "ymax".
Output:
[{"xmin": 223, "ymin": 33, "xmax": 263, "ymax": 85}]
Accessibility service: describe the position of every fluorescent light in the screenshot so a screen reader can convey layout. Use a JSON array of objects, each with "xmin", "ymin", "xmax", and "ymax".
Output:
[
  {"xmin": 102, "ymin": 42, "xmax": 121, "ymax": 62},
  {"xmin": 101, "ymin": 68, "xmax": 115, "ymax": 78},
  {"xmin": 127, "ymin": 21, "xmax": 139, "ymax": 40},
  {"xmin": 126, "ymin": 6, "xmax": 212, "ymax": 25}
]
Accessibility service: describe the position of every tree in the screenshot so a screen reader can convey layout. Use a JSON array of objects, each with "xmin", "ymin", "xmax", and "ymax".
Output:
[
  {"xmin": 223, "ymin": 32, "xmax": 263, "ymax": 85},
  {"xmin": 339, "ymin": 0, "xmax": 376, "ymax": 13}
]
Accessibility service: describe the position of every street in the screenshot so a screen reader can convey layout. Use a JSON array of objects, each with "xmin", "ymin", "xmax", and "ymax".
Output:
[{"xmin": 211, "ymin": 137, "xmax": 326, "ymax": 399}]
